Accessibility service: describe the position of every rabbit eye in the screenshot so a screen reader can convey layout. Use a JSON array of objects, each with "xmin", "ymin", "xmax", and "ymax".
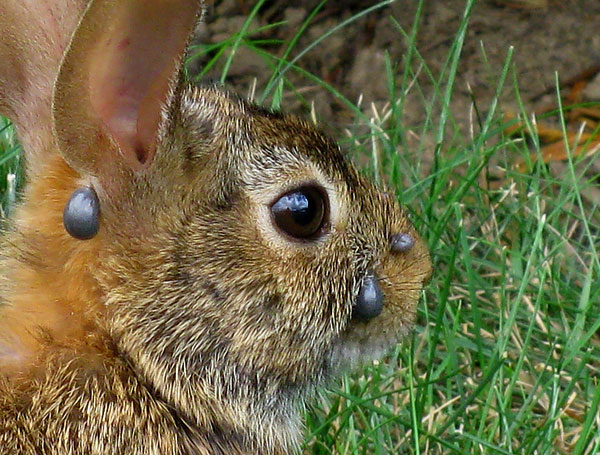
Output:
[{"xmin": 270, "ymin": 186, "xmax": 327, "ymax": 240}]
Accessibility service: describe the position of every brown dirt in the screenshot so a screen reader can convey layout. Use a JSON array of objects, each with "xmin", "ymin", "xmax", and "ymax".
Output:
[{"xmin": 197, "ymin": 0, "xmax": 600, "ymax": 153}]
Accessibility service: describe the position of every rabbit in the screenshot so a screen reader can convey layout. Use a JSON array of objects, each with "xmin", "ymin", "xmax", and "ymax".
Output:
[{"xmin": 0, "ymin": 0, "xmax": 432, "ymax": 454}]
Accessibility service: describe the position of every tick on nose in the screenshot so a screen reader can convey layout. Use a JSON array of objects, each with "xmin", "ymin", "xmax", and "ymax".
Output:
[
  {"xmin": 391, "ymin": 233, "xmax": 414, "ymax": 253},
  {"xmin": 353, "ymin": 272, "xmax": 384, "ymax": 322}
]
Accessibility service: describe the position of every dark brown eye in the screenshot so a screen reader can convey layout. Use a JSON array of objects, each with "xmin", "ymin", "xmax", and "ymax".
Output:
[{"xmin": 270, "ymin": 186, "xmax": 327, "ymax": 240}]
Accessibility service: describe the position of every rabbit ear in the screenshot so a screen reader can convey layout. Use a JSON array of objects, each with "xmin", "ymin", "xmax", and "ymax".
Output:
[
  {"xmin": 53, "ymin": 0, "xmax": 202, "ymax": 175},
  {"xmin": 0, "ymin": 1, "xmax": 86, "ymax": 178}
]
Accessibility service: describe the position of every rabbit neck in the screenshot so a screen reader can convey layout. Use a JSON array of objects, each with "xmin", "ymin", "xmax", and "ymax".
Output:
[{"xmin": 0, "ymin": 347, "xmax": 295, "ymax": 455}]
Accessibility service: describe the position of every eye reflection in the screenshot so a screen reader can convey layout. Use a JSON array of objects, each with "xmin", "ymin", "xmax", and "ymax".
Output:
[{"xmin": 270, "ymin": 186, "xmax": 327, "ymax": 240}]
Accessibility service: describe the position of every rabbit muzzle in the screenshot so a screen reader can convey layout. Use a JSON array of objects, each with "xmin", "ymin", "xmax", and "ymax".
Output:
[{"xmin": 352, "ymin": 232, "xmax": 417, "ymax": 322}]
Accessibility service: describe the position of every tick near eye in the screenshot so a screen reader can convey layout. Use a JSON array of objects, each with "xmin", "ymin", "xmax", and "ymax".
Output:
[
  {"xmin": 270, "ymin": 185, "xmax": 328, "ymax": 240},
  {"xmin": 391, "ymin": 233, "xmax": 414, "ymax": 253}
]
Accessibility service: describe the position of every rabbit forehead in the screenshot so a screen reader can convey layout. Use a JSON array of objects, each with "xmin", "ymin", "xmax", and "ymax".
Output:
[{"xmin": 242, "ymin": 147, "xmax": 342, "ymax": 206}]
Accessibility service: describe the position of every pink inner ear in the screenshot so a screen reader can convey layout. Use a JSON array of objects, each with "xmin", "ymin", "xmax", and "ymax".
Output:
[{"xmin": 88, "ymin": 2, "xmax": 196, "ymax": 170}]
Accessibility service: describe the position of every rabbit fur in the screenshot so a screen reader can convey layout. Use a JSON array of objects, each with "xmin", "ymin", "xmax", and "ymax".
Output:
[{"xmin": 0, "ymin": 0, "xmax": 432, "ymax": 454}]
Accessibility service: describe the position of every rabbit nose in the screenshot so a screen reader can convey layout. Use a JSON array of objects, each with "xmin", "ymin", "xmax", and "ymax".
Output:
[{"xmin": 353, "ymin": 272, "xmax": 384, "ymax": 322}]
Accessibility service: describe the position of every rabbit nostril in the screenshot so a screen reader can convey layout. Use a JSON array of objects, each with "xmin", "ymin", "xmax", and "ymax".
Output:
[
  {"xmin": 391, "ymin": 233, "xmax": 414, "ymax": 253},
  {"xmin": 353, "ymin": 272, "xmax": 384, "ymax": 322}
]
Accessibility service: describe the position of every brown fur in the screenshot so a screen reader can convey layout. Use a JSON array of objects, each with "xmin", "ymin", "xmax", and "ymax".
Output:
[{"xmin": 0, "ymin": 1, "xmax": 431, "ymax": 454}]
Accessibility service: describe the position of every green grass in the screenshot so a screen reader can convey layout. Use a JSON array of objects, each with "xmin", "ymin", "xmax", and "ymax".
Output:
[
  {"xmin": 2, "ymin": 1, "xmax": 599, "ymax": 454},
  {"xmin": 0, "ymin": 116, "xmax": 21, "ymax": 218}
]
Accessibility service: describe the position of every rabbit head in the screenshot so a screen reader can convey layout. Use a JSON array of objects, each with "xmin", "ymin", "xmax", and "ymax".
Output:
[{"xmin": 0, "ymin": 0, "xmax": 431, "ymax": 451}]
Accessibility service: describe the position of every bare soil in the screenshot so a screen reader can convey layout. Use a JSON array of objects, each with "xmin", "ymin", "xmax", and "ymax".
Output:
[{"xmin": 198, "ymin": 0, "xmax": 600, "ymax": 151}]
